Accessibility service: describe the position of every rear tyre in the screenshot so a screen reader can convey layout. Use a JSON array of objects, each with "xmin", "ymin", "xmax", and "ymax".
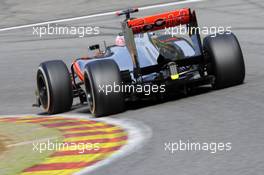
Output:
[
  {"xmin": 37, "ymin": 60, "xmax": 73, "ymax": 114},
  {"xmin": 84, "ymin": 59, "xmax": 124, "ymax": 117},
  {"xmin": 203, "ymin": 32, "xmax": 245, "ymax": 89}
]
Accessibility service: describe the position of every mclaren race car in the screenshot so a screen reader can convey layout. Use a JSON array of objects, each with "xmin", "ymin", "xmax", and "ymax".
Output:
[{"xmin": 34, "ymin": 8, "xmax": 245, "ymax": 117}]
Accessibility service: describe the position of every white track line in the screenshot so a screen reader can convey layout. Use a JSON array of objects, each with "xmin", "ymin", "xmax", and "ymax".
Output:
[
  {"xmin": 140, "ymin": 0, "xmax": 203, "ymax": 10},
  {"xmin": 0, "ymin": 0, "xmax": 204, "ymax": 32}
]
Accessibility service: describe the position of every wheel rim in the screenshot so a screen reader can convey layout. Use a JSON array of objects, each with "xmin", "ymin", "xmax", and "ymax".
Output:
[
  {"xmin": 37, "ymin": 71, "xmax": 49, "ymax": 110},
  {"xmin": 84, "ymin": 73, "xmax": 94, "ymax": 113}
]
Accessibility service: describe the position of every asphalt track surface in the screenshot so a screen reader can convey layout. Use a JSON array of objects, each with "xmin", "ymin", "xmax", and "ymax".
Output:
[{"xmin": 0, "ymin": 0, "xmax": 264, "ymax": 174}]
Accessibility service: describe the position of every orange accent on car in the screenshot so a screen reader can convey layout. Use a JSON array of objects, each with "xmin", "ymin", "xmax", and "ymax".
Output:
[
  {"xmin": 127, "ymin": 8, "xmax": 191, "ymax": 34},
  {"xmin": 73, "ymin": 61, "xmax": 84, "ymax": 81}
]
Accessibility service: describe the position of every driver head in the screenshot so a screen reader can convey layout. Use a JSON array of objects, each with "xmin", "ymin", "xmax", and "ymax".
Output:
[{"xmin": 115, "ymin": 35, "xmax": 125, "ymax": 46}]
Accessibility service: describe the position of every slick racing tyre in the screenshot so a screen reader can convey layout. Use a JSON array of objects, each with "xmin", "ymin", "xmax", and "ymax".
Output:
[
  {"xmin": 203, "ymin": 32, "xmax": 245, "ymax": 89},
  {"xmin": 37, "ymin": 60, "xmax": 73, "ymax": 114},
  {"xmin": 84, "ymin": 59, "xmax": 124, "ymax": 117}
]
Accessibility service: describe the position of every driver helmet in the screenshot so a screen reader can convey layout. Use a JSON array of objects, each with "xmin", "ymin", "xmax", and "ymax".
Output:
[{"xmin": 115, "ymin": 35, "xmax": 125, "ymax": 46}]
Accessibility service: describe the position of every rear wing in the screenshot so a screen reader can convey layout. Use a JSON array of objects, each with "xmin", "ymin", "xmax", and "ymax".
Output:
[
  {"xmin": 120, "ymin": 8, "xmax": 202, "ymax": 80},
  {"xmin": 127, "ymin": 8, "xmax": 191, "ymax": 34}
]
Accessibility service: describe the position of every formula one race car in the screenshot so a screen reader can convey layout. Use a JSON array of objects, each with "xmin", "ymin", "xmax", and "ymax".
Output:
[{"xmin": 34, "ymin": 8, "xmax": 245, "ymax": 117}]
